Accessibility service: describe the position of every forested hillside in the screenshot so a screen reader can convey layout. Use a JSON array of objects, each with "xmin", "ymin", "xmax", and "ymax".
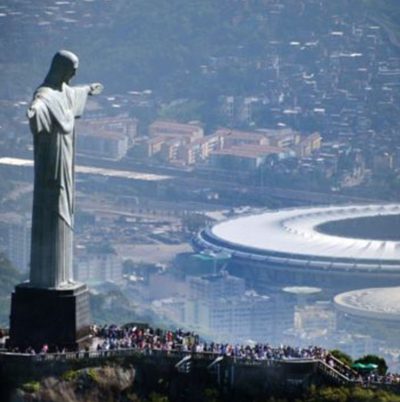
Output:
[{"xmin": 1, "ymin": 0, "xmax": 399, "ymax": 98}]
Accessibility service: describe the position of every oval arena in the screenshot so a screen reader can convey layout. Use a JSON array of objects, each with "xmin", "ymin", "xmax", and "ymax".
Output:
[{"xmin": 192, "ymin": 204, "xmax": 400, "ymax": 294}]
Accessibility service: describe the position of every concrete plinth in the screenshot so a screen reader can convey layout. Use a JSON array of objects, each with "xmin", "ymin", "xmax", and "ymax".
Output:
[{"xmin": 9, "ymin": 283, "xmax": 91, "ymax": 351}]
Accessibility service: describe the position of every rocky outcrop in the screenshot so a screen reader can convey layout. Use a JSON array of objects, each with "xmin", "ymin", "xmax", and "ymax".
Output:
[{"xmin": 12, "ymin": 365, "xmax": 135, "ymax": 402}]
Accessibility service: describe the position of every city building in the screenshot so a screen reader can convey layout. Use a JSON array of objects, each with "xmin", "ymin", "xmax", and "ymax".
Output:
[
  {"xmin": 294, "ymin": 302, "xmax": 336, "ymax": 336},
  {"xmin": 185, "ymin": 291, "xmax": 271, "ymax": 343},
  {"xmin": 74, "ymin": 244, "xmax": 123, "ymax": 285},
  {"xmin": 149, "ymin": 120, "xmax": 204, "ymax": 142},
  {"xmin": 295, "ymin": 132, "xmax": 322, "ymax": 158},
  {"xmin": 185, "ymin": 273, "xmax": 271, "ymax": 342},
  {"xmin": 159, "ymin": 138, "xmax": 181, "ymax": 164},
  {"xmin": 196, "ymin": 134, "xmax": 224, "ymax": 159},
  {"xmin": 76, "ymin": 116, "xmax": 138, "ymax": 160},
  {"xmin": 256, "ymin": 128, "xmax": 301, "ymax": 148},
  {"xmin": 188, "ymin": 271, "xmax": 245, "ymax": 300},
  {"xmin": 78, "ymin": 130, "xmax": 129, "ymax": 160},
  {"xmin": 79, "ymin": 116, "xmax": 138, "ymax": 145},
  {"xmin": 132, "ymin": 136, "xmax": 166, "ymax": 159},
  {"xmin": 214, "ymin": 129, "xmax": 269, "ymax": 148},
  {"xmin": 209, "ymin": 145, "xmax": 287, "ymax": 170}
]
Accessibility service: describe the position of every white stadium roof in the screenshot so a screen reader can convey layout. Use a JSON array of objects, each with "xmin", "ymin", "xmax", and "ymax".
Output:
[
  {"xmin": 196, "ymin": 205, "xmax": 400, "ymax": 271},
  {"xmin": 334, "ymin": 287, "xmax": 400, "ymax": 321}
]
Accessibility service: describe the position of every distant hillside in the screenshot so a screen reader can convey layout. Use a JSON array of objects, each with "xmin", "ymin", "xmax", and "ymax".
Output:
[
  {"xmin": 3, "ymin": 0, "xmax": 400, "ymax": 96},
  {"xmin": 0, "ymin": 253, "xmax": 21, "ymax": 327},
  {"xmin": 1, "ymin": 0, "xmax": 400, "ymax": 137},
  {"xmin": 364, "ymin": 0, "xmax": 400, "ymax": 47}
]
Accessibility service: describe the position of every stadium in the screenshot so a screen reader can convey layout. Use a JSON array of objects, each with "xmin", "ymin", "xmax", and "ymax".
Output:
[
  {"xmin": 334, "ymin": 287, "xmax": 400, "ymax": 322},
  {"xmin": 192, "ymin": 204, "xmax": 400, "ymax": 294},
  {"xmin": 334, "ymin": 287, "xmax": 400, "ymax": 346}
]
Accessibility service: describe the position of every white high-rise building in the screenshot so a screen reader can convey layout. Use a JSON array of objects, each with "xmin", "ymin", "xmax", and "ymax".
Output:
[
  {"xmin": 74, "ymin": 244, "xmax": 124, "ymax": 285},
  {"xmin": 185, "ymin": 273, "xmax": 271, "ymax": 342}
]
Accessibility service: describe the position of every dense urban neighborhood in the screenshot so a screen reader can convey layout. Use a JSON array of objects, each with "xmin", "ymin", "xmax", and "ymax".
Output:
[{"xmin": 1, "ymin": 0, "xmax": 400, "ymax": 382}]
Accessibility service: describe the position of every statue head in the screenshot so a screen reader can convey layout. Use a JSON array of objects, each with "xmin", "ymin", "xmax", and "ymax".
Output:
[{"xmin": 44, "ymin": 50, "xmax": 79, "ymax": 87}]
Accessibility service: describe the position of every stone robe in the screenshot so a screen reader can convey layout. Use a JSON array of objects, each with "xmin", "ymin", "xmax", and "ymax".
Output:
[{"xmin": 28, "ymin": 83, "xmax": 88, "ymax": 288}]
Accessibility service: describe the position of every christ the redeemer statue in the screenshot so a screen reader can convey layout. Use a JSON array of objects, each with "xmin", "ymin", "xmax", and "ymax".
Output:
[
  {"xmin": 9, "ymin": 50, "xmax": 101, "ymax": 350},
  {"xmin": 27, "ymin": 50, "xmax": 103, "ymax": 288}
]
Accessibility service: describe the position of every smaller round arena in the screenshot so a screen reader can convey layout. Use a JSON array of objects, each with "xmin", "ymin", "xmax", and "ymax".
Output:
[{"xmin": 334, "ymin": 287, "xmax": 400, "ymax": 322}]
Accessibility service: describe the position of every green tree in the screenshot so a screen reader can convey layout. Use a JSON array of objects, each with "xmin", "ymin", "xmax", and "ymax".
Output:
[
  {"xmin": 203, "ymin": 388, "xmax": 220, "ymax": 402},
  {"xmin": 182, "ymin": 213, "xmax": 210, "ymax": 234},
  {"xmin": 159, "ymin": 99, "xmax": 204, "ymax": 122},
  {"xmin": 330, "ymin": 349, "xmax": 353, "ymax": 367},
  {"xmin": 90, "ymin": 289, "xmax": 137, "ymax": 325},
  {"xmin": 148, "ymin": 392, "xmax": 169, "ymax": 402},
  {"xmin": 303, "ymin": 386, "xmax": 400, "ymax": 402},
  {"xmin": 318, "ymin": 386, "xmax": 349, "ymax": 402},
  {"xmin": 354, "ymin": 355, "xmax": 388, "ymax": 376}
]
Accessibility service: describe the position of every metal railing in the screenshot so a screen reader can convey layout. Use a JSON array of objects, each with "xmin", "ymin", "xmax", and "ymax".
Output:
[
  {"xmin": 0, "ymin": 347, "xmax": 319, "ymax": 367},
  {"xmin": 3, "ymin": 348, "xmax": 400, "ymax": 392},
  {"xmin": 316, "ymin": 360, "xmax": 357, "ymax": 385}
]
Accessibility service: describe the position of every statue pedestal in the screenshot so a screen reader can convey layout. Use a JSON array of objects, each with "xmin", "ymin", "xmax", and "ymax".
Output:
[{"xmin": 9, "ymin": 282, "xmax": 91, "ymax": 351}]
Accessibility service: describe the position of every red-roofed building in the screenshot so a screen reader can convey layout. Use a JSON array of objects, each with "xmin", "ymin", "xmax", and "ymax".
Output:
[
  {"xmin": 214, "ymin": 128, "xmax": 269, "ymax": 148},
  {"xmin": 78, "ymin": 130, "xmax": 129, "ymax": 160},
  {"xmin": 210, "ymin": 145, "xmax": 287, "ymax": 170},
  {"xmin": 149, "ymin": 120, "xmax": 204, "ymax": 142}
]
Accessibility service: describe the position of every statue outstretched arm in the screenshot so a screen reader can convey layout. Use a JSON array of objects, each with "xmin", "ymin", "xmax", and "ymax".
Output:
[
  {"xmin": 89, "ymin": 83, "xmax": 103, "ymax": 96},
  {"xmin": 71, "ymin": 83, "xmax": 103, "ymax": 118}
]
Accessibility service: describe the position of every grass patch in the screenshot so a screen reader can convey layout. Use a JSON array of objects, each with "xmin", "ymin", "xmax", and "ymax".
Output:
[
  {"xmin": 87, "ymin": 367, "xmax": 99, "ymax": 383},
  {"xmin": 21, "ymin": 381, "xmax": 40, "ymax": 393},
  {"xmin": 62, "ymin": 369, "xmax": 79, "ymax": 382}
]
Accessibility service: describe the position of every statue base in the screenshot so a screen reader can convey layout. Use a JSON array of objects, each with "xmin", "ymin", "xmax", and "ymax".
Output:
[{"xmin": 9, "ymin": 282, "xmax": 91, "ymax": 351}]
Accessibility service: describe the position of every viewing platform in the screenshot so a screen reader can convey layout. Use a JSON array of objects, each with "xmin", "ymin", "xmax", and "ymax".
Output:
[{"xmin": 1, "ymin": 343, "xmax": 400, "ymax": 396}]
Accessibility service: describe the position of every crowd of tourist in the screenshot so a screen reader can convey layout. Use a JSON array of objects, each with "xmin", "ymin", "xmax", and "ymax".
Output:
[
  {"xmin": 365, "ymin": 372, "xmax": 400, "ymax": 386},
  {"xmin": 92, "ymin": 324, "xmax": 327, "ymax": 362},
  {"xmin": 90, "ymin": 324, "xmax": 400, "ymax": 386},
  {"xmin": 3, "ymin": 323, "xmax": 400, "ymax": 386}
]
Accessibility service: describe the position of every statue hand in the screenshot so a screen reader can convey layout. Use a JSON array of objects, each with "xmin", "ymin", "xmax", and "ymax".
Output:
[{"xmin": 89, "ymin": 83, "xmax": 103, "ymax": 95}]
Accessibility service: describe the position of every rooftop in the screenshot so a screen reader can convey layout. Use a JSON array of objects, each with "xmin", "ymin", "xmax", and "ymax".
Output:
[
  {"xmin": 334, "ymin": 287, "xmax": 400, "ymax": 321},
  {"xmin": 211, "ymin": 145, "xmax": 285, "ymax": 158},
  {"xmin": 205, "ymin": 204, "xmax": 400, "ymax": 266},
  {"xmin": 149, "ymin": 120, "xmax": 203, "ymax": 134},
  {"xmin": 282, "ymin": 286, "xmax": 322, "ymax": 295}
]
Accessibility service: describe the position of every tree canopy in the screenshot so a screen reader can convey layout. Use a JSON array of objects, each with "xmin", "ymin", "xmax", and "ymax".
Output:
[{"xmin": 355, "ymin": 355, "xmax": 388, "ymax": 376}]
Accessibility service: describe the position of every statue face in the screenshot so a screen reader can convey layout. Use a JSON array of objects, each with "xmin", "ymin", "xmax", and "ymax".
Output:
[{"xmin": 65, "ymin": 67, "xmax": 77, "ymax": 83}]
